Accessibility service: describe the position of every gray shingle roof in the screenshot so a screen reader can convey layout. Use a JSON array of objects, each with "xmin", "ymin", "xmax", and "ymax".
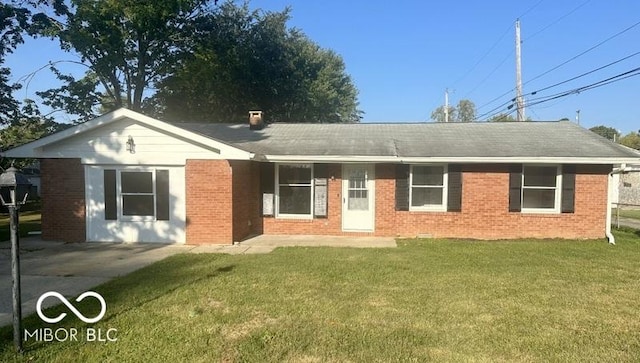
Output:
[{"xmin": 174, "ymin": 121, "xmax": 640, "ymax": 160}]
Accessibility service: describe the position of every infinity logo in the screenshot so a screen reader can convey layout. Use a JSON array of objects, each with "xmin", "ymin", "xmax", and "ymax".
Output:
[{"xmin": 36, "ymin": 291, "xmax": 107, "ymax": 324}]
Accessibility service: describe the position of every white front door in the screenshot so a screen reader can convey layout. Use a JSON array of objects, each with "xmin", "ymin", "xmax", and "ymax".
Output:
[{"xmin": 342, "ymin": 164, "xmax": 375, "ymax": 231}]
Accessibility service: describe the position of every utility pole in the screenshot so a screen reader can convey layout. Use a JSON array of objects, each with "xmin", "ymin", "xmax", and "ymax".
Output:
[
  {"xmin": 444, "ymin": 88, "xmax": 449, "ymax": 123},
  {"xmin": 575, "ymin": 109, "xmax": 581, "ymax": 125},
  {"xmin": 515, "ymin": 19, "xmax": 525, "ymax": 121}
]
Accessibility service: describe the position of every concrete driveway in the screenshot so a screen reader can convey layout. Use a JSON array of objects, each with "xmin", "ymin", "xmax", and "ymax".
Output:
[
  {"xmin": 0, "ymin": 237, "xmax": 190, "ymax": 327},
  {"xmin": 1, "ymin": 234, "xmax": 396, "ymax": 327}
]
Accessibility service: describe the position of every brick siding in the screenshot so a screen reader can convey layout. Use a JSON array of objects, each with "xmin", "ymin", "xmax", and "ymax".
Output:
[
  {"xmin": 230, "ymin": 160, "xmax": 262, "ymax": 241},
  {"xmin": 185, "ymin": 159, "xmax": 234, "ymax": 244},
  {"xmin": 40, "ymin": 158, "xmax": 86, "ymax": 242},
  {"xmin": 264, "ymin": 163, "xmax": 610, "ymax": 240}
]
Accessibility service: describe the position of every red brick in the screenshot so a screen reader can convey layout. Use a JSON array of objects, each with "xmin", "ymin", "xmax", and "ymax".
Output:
[{"xmin": 40, "ymin": 158, "xmax": 86, "ymax": 243}]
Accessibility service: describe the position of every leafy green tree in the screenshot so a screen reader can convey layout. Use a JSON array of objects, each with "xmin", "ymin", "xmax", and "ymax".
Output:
[
  {"xmin": 619, "ymin": 131, "xmax": 640, "ymax": 150},
  {"xmin": 32, "ymin": 0, "xmax": 212, "ymax": 122},
  {"xmin": 431, "ymin": 99, "xmax": 476, "ymax": 122},
  {"xmin": 0, "ymin": 100, "xmax": 68, "ymax": 168},
  {"xmin": 456, "ymin": 99, "xmax": 476, "ymax": 122},
  {"xmin": 0, "ymin": 3, "xmax": 32, "ymax": 124},
  {"xmin": 589, "ymin": 125, "xmax": 620, "ymax": 141},
  {"xmin": 149, "ymin": 2, "xmax": 360, "ymax": 123},
  {"xmin": 430, "ymin": 105, "xmax": 456, "ymax": 123},
  {"xmin": 488, "ymin": 113, "xmax": 525, "ymax": 122}
]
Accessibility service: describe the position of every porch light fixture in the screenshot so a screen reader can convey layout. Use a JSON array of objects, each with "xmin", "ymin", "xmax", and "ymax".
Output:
[
  {"xmin": 126, "ymin": 135, "xmax": 136, "ymax": 154},
  {"xmin": 0, "ymin": 165, "xmax": 32, "ymax": 353}
]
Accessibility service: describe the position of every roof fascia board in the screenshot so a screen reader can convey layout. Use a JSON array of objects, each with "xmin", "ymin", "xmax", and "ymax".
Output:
[
  {"xmin": 262, "ymin": 155, "xmax": 640, "ymax": 164},
  {"xmin": 2, "ymin": 108, "xmax": 252, "ymax": 160}
]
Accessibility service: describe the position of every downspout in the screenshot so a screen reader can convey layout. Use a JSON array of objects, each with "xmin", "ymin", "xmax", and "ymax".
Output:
[{"xmin": 606, "ymin": 169, "xmax": 615, "ymax": 244}]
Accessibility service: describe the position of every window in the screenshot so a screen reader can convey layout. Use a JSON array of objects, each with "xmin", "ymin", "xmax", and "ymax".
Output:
[
  {"xmin": 121, "ymin": 171, "xmax": 155, "ymax": 216},
  {"xmin": 104, "ymin": 169, "xmax": 170, "ymax": 221},
  {"xmin": 410, "ymin": 165, "xmax": 448, "ymax": 211},
  {"xmin": 521, "ymin": 165, "xmax": 561, "ymax": 213},
  {"xmin": 276, "ymin": 164, "xmax": 313, "ymax": 217}
]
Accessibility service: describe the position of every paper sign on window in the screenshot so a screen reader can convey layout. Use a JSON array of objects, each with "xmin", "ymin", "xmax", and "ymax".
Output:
[
  {"xmin": 263, "ymin": 193, "xmax": 274, "ymax": 216},
  {"xmin": 314, "ymin": 178, "xmax": 327, "ymax": 217}
]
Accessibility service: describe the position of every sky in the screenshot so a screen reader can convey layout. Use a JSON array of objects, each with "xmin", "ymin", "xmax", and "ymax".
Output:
[{"xmin": 5, "ymin": 0, "xmax": 640, "ymax": 134}]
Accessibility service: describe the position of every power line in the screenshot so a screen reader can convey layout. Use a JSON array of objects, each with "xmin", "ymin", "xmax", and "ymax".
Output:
[
  {"xmin": 463, "ymin": 50, "xmax": 514, "ymax": 98},
  {"xmin": 518, "ymin": 0, "xmax": 545, "ymax": 19},
  {"xmin": 451, "ymin": 24, "xmax": 513, "ymax": 88},
  {"xmin": 452, "ymin": 1, "xmax": 544, "ymax": 92},
  {"xmin": 523, "ymin": 0, "xmax": 592, "ymax": 41},
  {"xmin": 529, "ymin": 50, "xmax": 640, "ymax": 95},
  {"xmin": 476, "ymin": 19, "xmax": 640, "ymax": 115},
  {"xmin": 524, "ymin": 19, "xmax": 640, "ymax": 86},
  {"xmin": 481, "ymin": 66, "xmax": 640, "ymax": 121}
]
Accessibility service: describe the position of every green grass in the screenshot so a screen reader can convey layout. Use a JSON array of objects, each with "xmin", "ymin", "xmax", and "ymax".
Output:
[
  {"xmin": 0, "ymin": 211, "xmax": 41, "ymax": 242},
  {"xmin": 614, "ymin": 208, "xmax": 640, "ymax": 220},
  {"xmin": 3, "ymin": 229, "xmax": 640, "ymax": 361}
]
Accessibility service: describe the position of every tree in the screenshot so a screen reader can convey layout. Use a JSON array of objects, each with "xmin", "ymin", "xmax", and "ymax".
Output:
[
  {"xmin": 148, "ymin": 2, "xmax": 360, "ymax": 123},
  {"xmin": 0, "ymin": 3, "xmax": 32, "ymax": 124},
  {"xmin": 0, "ymin": 100, "xmax": 68, "ymax": 168},
  {"xmin": 619, "ymin": 131, "xmax": 640, "ymax": 150},
  {"xmin": 487, "ymin": 113, "xmax": 534, "ymax": 122},
  {"xmin": 430, "ymin": 99, "xmax": 475, "ymax": 122},
  {"xmin": 456, "ymin": 99, "xmax": 476, "ymax": 122},
  {"xmin": 430, "ymin": 105, "xmax": 456, "ymax": 123},
  {"xmin": 589, "ymin": 125, "xmax": 620, "ymax": 141},
  {"xmin": 32, "ymin": 0, "xmax": 212, "ymax": 122}
]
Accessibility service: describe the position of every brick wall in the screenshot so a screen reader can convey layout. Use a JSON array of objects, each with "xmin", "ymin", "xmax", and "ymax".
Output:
[
  {"xmin": 40, "ymin": 158, "xmax": 86, "ymax": 242},
  {"xmin": 377, "ymin": 164, "xmax": 610, "ymax": 239},
  {"xmin": 230, "ymin": 160, "xmax": 262, "ymax": 241},
  {"xmin": 262, "ymin": 163, "xmax": 611, "ymax": 240},
  {"xmin": 185, "ymin": 159, "xmax": 234, "ymax": 244}
]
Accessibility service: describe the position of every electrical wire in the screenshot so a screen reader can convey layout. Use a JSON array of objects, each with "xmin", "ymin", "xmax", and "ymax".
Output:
[
  {"xmin": 529, "ymin": 50, "xmax": 640, "ymax": 95},
  {"xmin": 475, "ymin": 18, "xmax": 640, "ymax": 115},
  {"xmin": 481, "ymin": 66, "xmax": 640, "ymax": 121},
  {"xmin": 451, "ymin": 24, "xmax": 513, "ymax": 89},
  {"xmin": 524, "ymin": 19, "xmax": 640, "ymax": 86},
  {"xmin": 523, "ymin": 0, "xmax": 592, "ymax": 41}
]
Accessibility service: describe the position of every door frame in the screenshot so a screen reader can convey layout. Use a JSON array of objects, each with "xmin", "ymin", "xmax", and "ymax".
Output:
[{"xmin": 341, "ymin": 164, "xmax": 375, "ymax": 232}]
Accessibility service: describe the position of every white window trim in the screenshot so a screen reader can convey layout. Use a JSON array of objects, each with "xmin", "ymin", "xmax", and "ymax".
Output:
[
  {"xmin": 409, "ymin": 164, "xmax": 448, "ymax": 212},
  {"xmin": 117, "ymin": 168, "xmax": 157, "ymax": 222},
  {"xmin": 275, "ymin": 163, "xmax": 314, "ymax": 219},
  {"xmin": 521, "ymin": 164, "xmax": 562, "ymax": 214}
]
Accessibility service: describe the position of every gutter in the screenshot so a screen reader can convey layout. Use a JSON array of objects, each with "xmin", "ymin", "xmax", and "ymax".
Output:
[{"xmin": 606, "ymin": 164, "xmax": 635, "ymax": 244}]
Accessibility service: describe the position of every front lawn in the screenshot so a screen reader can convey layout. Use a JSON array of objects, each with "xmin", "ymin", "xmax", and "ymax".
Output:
[
  {"xmin": 2, "ymin": 229, "xmax": 640, "ymax": 361},
  {"xmin": 614, "ymin": 208, "xmax": 640, "ymax": 220},
  {"xmin": 0, "ymin": 211, "xmax": 41, "ymax": 242}
]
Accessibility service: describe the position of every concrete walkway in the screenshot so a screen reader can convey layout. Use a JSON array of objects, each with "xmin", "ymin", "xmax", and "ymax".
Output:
[
  {"xmin": 0, "ymin": 235, "xmax": 396, "ymax": 327},
  {"xmin": 190, "ymin": 234, "xmax": 397, "ymax": 254}
]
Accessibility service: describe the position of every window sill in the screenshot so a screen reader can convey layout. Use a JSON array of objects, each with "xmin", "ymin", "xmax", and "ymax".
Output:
[
  {"xmin": 519, "ymin": 210, "xmax": 561, "ymax": 216},
  {"xmin": 275, "ymin": 214, "xmax": 314, "ymax": 220},
  {"xmin": 409, "ymin": 207, "xmax": 448, "ymax": 213},
  {"xmin": 120, "ymin": 216, "xmax": 156, "ymax": 222}
]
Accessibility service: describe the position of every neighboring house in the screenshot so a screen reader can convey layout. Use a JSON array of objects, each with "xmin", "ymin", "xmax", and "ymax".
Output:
[
  {"xmin": 21, "ymin": 162, "xmax": 41, "ymax": 198},
  {"xmin": 2, "ymin": 108, "xmax": 639, "ymax": 244},
  {"xmin": 617, "ymin": 165, "xmax": 640, "ymax": 206}
]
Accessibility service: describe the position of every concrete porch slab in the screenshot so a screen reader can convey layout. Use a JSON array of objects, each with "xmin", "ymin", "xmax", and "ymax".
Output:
[{"xmin": 239, "ymin": 234, "xmax": 397, "ymax": 248}]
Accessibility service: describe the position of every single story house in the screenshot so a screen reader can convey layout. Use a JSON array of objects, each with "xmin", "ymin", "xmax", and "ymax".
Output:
[{"xmin": 3, "ymin": 108, "xmax": 639, "ymax": 244}]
